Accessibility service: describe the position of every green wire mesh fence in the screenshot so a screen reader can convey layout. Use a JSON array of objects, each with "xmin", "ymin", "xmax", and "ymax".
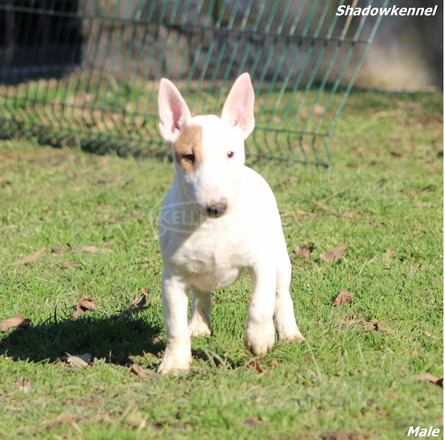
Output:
[{"xmin": 0, "ymin": 0, "xmax": 387, "ymax": 166}]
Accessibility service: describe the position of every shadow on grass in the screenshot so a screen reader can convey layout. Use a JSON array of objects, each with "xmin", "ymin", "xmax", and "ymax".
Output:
[
  {"xmin": 191, "ymin": 348, "xmax": 240, "ymax": 371},
  {"xmin": 0, "ymin": 317, "xmax": 245, "ymax": 372},
  {"xmin": 0, "ymin": 314, "xmax": 163, "ymax": 366}
]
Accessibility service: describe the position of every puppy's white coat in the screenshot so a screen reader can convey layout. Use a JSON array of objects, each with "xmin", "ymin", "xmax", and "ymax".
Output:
[{"xmin": 157, "ymin": 73, "xmax": 303, "ymax": 374}]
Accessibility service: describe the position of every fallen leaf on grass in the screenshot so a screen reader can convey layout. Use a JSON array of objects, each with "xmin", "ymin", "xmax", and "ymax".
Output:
[
  {"xmin": 12, "ymin": 247, "xmax": 46, "ymax": 265},
  {"xmin": 246, "ymin": 359, "xmax": 267, "ymax": 375},
  {"xmin": 418, "ymin": 373, "xmax": 443, "ymax": 388},
  {"xmin": 320, "ymin": 245, "xmax": 348, "ymax": 263},
  {"xmin": 375, "ymin": 322, "xmax": 392, "ymax": 334},
  {"xmin": 130, "ymin": 363, "xmax": 154, "ymax": 379},
  {"xmin": 333, "ymin": 290, "xmax": 353, "ymax": 306},
  {"xmin": 364, "ymin": 322, "xmax": 393, "ymax": 334},
  {"xmin": 130, "ymin": 287, "xmax": 148, "ymax": 312},
  {"xmin": 109, "ymin": 288, "xmax": 149, "ymax": 321},
  {"xmin": 16, "ymin": 378, "xmax": 32, "ymax": 394},
  {"xmin": 425, "ymin": 331, "xmax": 437, "ymax": 341},
  {"xmin": 0, "ymin": 312, "xmax": 31, "ymax": 332},
  {"xmin": 81, "ymin": 245, "xmax": 113, "ymax": 254},
  {"xmin": 244, "ymin": 416, "xmax": 261, "ymax": 427},
  {"xmin": 65, "ymin": 353, "xmax": 93, "ymax": 369},
  {"xmin": 290, "ymin": 243, "xmax": 315, "ymax": 260},
  {"xmin": 72, "ymin": 297, "xmax": 96, "ymax": 318}
]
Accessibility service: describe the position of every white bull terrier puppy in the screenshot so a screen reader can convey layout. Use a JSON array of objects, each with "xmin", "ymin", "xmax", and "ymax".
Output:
[{"xmin": 157, "ymin": 73, "xmax": 304, "ymax": 374}]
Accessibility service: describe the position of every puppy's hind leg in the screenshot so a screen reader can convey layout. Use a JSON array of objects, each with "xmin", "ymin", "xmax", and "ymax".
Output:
[
  {"xmin": 274, "ymin": 256, "xmax": 304, "ymax": 343},
  {"xmin": 188, "ymin": 287, "xmax": 212, "ymax": 337}
]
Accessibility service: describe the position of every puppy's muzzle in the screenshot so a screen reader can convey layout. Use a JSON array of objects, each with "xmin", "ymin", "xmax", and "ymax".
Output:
[{"xmin": 206, "ymin": 199, "xmax": 228, "ymax": 218}]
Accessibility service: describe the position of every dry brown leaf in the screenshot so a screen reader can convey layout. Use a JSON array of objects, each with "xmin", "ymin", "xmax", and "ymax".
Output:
[
  {"xmin": 364, "ymin": 322, "xmax": 392, "ymax": 334},
  {"xmin": 425, "ymin": 331, "xmax": 437, "ymax": 341},
  {"xmin": 80, "ymin": 245, "xmax": 97, "ymax": 253},
  {"xmin": 72, "ymin": 297, "xmax": 96, "ymax": 318},
  {"xmin": 418, "ymin": 373, "xmax": 443, "ymax": 388},
  {"xmin": 333, "ymin": 290, "xmax": 353, "ymax": 306},
  {"xmin": 12, "ymin": 247, "xmax": 46, "ymax": 266},
  {"xmin": 66, "ymin": 353, "xmax": 93, "ymax": 369},
  {"xmin": 244, "ymin": 416, "xmax": 261, "ymax": 427},
  {"xmin": 80, "ymin": 245, "xmax": 113, "ymax": 254},
  {"xmin": 246, "ymin": 360, "xmax": 266, "ymax": 375},
  {"xmin": 364, "ymin": 323, "xmax": 377, "ymax": 333},
  {"xmin": 0, "ymin": 312, "xmax": 31, "ymax": 332},
  {"xmin": 16, "ymin": 377, "xmax": 32, "ymax": 394},
  {"xmin": 290, "ymin": 243, "xmax": 315, "ymax": 260},
  {"xmin": 109, "ymin": 288, "xmax": 149, "ymax": 321},
  {"xmin": 130, "ymin": 363, "xmax": 154, "ymax": 379},
  {"xmin": 131, "ymin": 288, "xmax": 148, "ymax": 312},
  {"xmin": 78, "ymin": 298, "xmax": 96, "ymax": 310},
  {"xmin": 375, "ymin": 323, "xmax": 393, "ymax": 334},
  {"xmin": 320, "ymin": 245, "xmax": 348, "ymax": 263}
]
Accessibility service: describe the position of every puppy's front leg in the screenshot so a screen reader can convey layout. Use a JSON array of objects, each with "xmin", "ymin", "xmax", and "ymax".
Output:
[
  {"xmin": 245, "ymin": 259, "xmax": 276, "ymax": 356},
  {"xmin": 158, "ymin": 269, "xmax": 192, "ymax": 374}
]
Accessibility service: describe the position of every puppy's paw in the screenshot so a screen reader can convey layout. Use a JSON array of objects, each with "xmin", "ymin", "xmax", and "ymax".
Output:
[
  {"xmin": 244, "ymin": 319, "xmax": 275, "ymax": 356},
  {"xmin": 276, "ymin": 320, "xmax": 304, "ymax": 343},
  {"xmin": 157, "ymin": 349, "xmax": 192, "ymax": 375},
  {"xmin": 279, "ymin": 328, "xmax": 305, "ymax": 343},
  {"xmin": 188, "ymin": 315, "xmax": 211, "ymax": 338}
]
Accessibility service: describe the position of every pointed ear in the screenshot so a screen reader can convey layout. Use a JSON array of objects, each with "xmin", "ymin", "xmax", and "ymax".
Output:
[
  {"xmin": 158, "ymin": 78, "xmax": 192, "ymax": 143},
  {"xmin": 221, "ymin": 73, "xmax": 255, "ymax": 139}
]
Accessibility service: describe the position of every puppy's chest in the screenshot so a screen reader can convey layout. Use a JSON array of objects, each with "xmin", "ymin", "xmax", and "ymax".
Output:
[{"xmin": 171, "ymin": 233, "xmax": 248, "ymax": 291}]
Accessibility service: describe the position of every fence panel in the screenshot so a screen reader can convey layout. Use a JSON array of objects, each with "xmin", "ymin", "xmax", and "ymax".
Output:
[{"xmin": 0, "ymin": 0, "xmax": 388, "ymax": 166}]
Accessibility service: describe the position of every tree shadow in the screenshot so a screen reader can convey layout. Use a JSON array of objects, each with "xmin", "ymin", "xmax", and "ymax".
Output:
[{"xmin": 0, "ymin": 314, "xmax": 163, "ymax": 366}]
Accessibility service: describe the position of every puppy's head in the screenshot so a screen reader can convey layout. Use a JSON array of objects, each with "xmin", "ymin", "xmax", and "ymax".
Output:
[{"xmin": 158, "ymin": 73, "xmax": 255, "ymax": 218}]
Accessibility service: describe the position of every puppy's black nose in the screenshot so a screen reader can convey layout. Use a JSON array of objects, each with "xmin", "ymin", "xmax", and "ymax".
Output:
[{"xmin": 206, "ymin": 200, "xmax": 228, "ymax": 218}]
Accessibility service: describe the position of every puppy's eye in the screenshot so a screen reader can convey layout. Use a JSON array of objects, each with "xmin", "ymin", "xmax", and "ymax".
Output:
[
  {"xmin": 227, "ymin": 151, "xmax": 235, "ymax": 159},
  {"xmin": 183, "ymin": 153, "xmax": 195, "ymax": 164}
]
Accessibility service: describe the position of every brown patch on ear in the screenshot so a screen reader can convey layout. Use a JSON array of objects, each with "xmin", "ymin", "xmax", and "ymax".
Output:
[{"xmin": 174, "ymin": 124, "xmax": 203, "ymax": 173}]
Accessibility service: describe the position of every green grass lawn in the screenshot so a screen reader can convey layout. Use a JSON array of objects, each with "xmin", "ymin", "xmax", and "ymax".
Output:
[{"xmin": 0, "ymin": 90, "xmax": 442, "ymax": 439}]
